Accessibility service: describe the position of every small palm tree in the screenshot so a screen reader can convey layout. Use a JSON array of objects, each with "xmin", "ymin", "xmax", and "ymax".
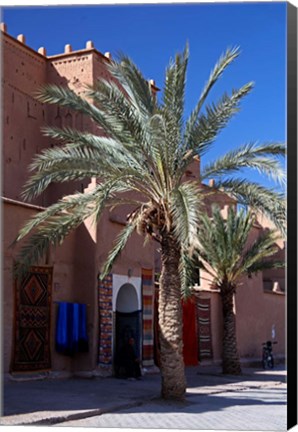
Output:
[
  {"xmin": 196, "ymin": 206, "xmax": 284, "ymax": 375},
  {"xmin": 14, "ymin": 45, "xmax": 285, "ymax": 399}
]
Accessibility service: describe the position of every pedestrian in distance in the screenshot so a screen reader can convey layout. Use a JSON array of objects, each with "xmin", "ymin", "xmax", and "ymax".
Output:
[{"xmin": 120, "ymin": 337, "xmax": 142, "ymax": 380}]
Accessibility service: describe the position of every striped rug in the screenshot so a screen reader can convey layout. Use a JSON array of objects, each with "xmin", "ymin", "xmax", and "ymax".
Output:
[
  {"xmin": 197, "ymin": 298, "xmax": 213, "ymax": 360},
  {"xmin": 142, "ymin": 268, "xmax": 154, "ymax": 366}
]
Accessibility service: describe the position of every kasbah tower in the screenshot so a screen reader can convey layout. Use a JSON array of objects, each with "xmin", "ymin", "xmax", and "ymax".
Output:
[{"xmin": 1, "ymin": 23, "xmax": 285, "ymax": 378}]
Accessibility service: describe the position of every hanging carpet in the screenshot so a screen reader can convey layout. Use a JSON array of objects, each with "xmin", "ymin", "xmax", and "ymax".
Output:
[
  {"xmin": 11, "ymin": 266, "xmax": 52, "ymax": 372},
  {"xmin": 55, "ymin": 302, "xmax": 89, "ymax": 356},
  {"xmin": 197, "ymin": 297, "xmax": 213, "ymax": 360},
  {"xmin": 182, "ymin": 297, "xmax": 199, "ymax": 366}
]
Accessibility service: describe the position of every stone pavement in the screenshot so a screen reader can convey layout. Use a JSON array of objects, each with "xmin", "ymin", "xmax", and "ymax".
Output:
[
  {"xmin": 58, "ymin": 387, "xmax": 286, "ymax": 431},
  {"xmin": 0, "ymin": 364, "xmax": 287, "ymax": 430}
]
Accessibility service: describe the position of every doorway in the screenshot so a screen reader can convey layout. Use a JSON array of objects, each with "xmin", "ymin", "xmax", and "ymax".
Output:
[{"xmin": 114, "ymin": 283, "xmax": 141, "ymax": 373}]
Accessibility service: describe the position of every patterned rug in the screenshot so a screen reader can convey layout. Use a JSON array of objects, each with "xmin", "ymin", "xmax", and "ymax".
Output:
[
  {"xmin": 98, "ymin": 274, "xmax": 113, "ymax": 365},
  {"xmin": 197, "ymin": 298, "xmax": 213, "ymax": 360},
  {"xmin": 11, "ymin": 266, "xmax": 52, "ymax": 372}
]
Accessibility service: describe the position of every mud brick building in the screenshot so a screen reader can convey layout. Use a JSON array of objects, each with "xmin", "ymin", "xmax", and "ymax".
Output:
[{"xmin": 1, "ymin": 23, "xmax": 286, "ymax": 378}]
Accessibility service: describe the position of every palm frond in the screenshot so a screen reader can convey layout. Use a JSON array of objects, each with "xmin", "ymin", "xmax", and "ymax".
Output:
[
  {"xmin": 196, "ymin": 206, "xmax": 283, "ymax": 286},
  {"xmin": 170, "ymin": 182, "xmax": 203, "ymax": 248},
  {"xmin": 162, "ymin": 44, "xmax": 189, "ymax": 149},
  {"xmin": 13, "ymin": 177, "xmax": 128, "ymax": 254},
  {"xmin": 107, "ymin": 54, "xmax": 155, "ymax": 116},
  {"xmin": 177, "ymin": 82, "xmax": 254, "ymax": 179},
  {"xmin": 22, "ymin": 165, "xmax": 99, "ymax": 202},
  {"xmin": 196, "ymin": 211, "xmax": 227, "ymax": 284},
  {"xmin": 246, "ymin": 259, "xmax": 285, "ymax": 275},
  {"xmin": 14, "ymin": 190, "xmax": 99, "ymax": 243},
  {"xmin": 100, "ymin": 219, "xmax": 139, "ymax": 280},
  {"xmin": 201, "ymin": 142, "xmax": 286, "ymax": 186},
  {"xmin": 86, "ymin": 79, "xmax": 151, "ymax": 158},
  {"xmin": 191, "ymin": 83, "xmax": 254, "ymax": 156},
  {"xmin": 184, "ymin": 47, "xmax": 241, "ymax": 142},
  {"xmin": 36, "ymin": 85, "xmax": 118, "ymax": 138},
  {"xmin": 179, "ymin": 251, "xmax": 198, "ymax": 299},
  {"xmin": 235, "ymin": 229, "xmax": 281, "ymax": 279},
  {"xmin": 41, "ymin": 126, "xmax": 141, "ymax": 168},
  {"xmin": 215, "ymin": 178, "xmax": 286, "ymax": 237},
  {"xmin": 14, "ymin": 203, "xmax": 93, "ymax": 279}
]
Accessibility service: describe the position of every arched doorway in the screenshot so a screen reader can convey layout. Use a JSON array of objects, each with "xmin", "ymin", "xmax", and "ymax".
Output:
[{"xmin": 114, "ymin": 283, "xmax": 142, "ymax": 375}]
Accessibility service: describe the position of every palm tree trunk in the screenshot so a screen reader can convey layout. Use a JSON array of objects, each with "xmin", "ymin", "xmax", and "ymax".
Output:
[
  {"xmin": 158, "ymin": 231, "xmax": 186, "ymax": 400},
  {"xmin": 220, "ymin": 285, "xmax": 242, "ymax": 375}
]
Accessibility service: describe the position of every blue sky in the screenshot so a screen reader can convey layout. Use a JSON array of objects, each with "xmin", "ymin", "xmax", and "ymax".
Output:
[{"xmin": 2, "ymin": 2, "xmax": 287, "ymax": 189}]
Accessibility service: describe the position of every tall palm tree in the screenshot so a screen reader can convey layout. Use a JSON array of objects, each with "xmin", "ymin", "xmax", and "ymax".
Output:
[
  {"xmin": 14, "ymin": 45, "xmax": 285, "ymax": 399},
  {"xmin": 196, "ymin": 206, "xmax": 284, "ymax": 375}
]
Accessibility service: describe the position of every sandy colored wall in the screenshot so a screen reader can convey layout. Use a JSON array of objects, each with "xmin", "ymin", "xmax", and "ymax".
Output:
[
  {"xmin": 2, "ymin": 201, "xmax": 99, "ymax": 374},
  {"xmin": 235, "ymin": 223, "xmax": 285, "ymax": 359},
  {"xmin": 2, "ymin": 35, "xmax": 48, "ymax": 205},
  {"xmin": 208, "ymin": 293, "xmax": 223, "ymax": 362},
  {"xmin": 44, "ymin": 50, "xmax": 98, "ymax": 206},
  {"xmin": 2, "ymin": 202, "xmax": 52, "ymax": 373},
  {"xmin": 96, "ymin": 208, "xmax": 155, "ymax": 279},
  {"xmin": 235, "ymin": 272, "xmax": 285, "ymax": 360},
  {"xmin": 198, "ymin": 234, "xmax": 285, "ymax": 364}
]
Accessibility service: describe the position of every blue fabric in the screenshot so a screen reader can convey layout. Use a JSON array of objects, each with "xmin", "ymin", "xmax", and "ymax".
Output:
[{"xmin": 55, "ymin": 302, "xmax": 89, "ymax": 356}]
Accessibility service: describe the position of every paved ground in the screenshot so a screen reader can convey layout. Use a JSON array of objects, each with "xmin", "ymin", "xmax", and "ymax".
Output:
[{"xmin": 0, "ymin": 364, "xmax": 287, "ymax": 431}]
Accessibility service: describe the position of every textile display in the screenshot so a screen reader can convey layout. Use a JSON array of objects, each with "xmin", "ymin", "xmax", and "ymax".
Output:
[
  {"xmin": 197, "ymin": 297, "xmax": 213, "ymax": 360},
  {"xmin": 182, "ymin": 297, "xmax": 199, "ymax": 366},
  {"xmin": 98, "ymin": 274, "xmax": 113, "ymax": 365},
  {"xmin": 153, "ymin": 284, "xmax": 161, "ymax": 366},
  {"xmin": 141, "ymin": 268, "xmax": 154, "ymax": 366},
  {"xmin": 11, "ymin": 266, "xmax": 52, "ymax": 372},
  {"xmin": 55, "ymin": 302, "xmax": 89, "ymax": 356}
]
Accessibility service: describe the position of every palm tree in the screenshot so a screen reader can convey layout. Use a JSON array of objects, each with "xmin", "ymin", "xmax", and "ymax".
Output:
[
  {"xmin": 14, "ymin": 45, "xmax": 286, "ymax": 399},
  {"xmin": 196, "ymin": 206, "xmax": 284, "ymax": 375}
]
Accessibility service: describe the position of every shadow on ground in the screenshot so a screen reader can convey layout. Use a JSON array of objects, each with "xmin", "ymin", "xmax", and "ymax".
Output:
[{"xmin": 2, "ymin": 365, "xmax": 286, "ymax": 420}]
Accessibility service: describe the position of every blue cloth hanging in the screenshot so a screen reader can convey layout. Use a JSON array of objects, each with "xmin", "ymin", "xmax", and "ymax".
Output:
[{"xmin": 55, "ymin": 302, "xmax": 89, "ymax": 356}]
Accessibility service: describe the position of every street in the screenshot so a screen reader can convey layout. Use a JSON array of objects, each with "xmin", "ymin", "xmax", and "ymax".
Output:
[
  {"xmin": 57, "ymin": 370, "xmax": 286, "ymax": 430},
  {"xmin": 1, "ymin": 365, "xmax": 287, "ymax": 431}
]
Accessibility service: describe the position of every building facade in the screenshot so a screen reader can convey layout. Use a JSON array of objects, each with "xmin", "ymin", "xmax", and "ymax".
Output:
[{"xmin": 1, "ymin": 25, "xmax": 286, "ymax": 378}]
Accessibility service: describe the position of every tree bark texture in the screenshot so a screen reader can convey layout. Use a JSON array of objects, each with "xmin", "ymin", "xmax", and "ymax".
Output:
[
  {"xmin": 158, "ymin": 232, "xmax": 186, "ymax": 400},
  {"xmin": 221, "ymin": 285, "xmax": 242, "ymax": 375}
]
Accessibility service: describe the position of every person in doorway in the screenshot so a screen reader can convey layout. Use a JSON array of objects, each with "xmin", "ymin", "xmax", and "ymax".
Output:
[{"xmin": 121, "ymin": 337, "xmax": 142, "ymax": 380}]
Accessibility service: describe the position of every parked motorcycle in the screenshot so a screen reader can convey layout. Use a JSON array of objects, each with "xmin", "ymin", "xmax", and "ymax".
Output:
[{"xmin": 262, "ymin": 340, "xmax": 277, "ymax": 369}]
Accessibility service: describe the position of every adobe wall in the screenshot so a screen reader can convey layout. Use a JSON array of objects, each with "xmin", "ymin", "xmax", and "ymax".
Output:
[
  {"xmin": 2, "ymin": 201, "xmax": 52, "ymax": 373},
  {"xmin": 2, "ymin": 27, "xmax": 156, "ymax": 374},
  {"xmin": 235, "ymin": 272, "xmax": 285, "ymax": 360},
  {"xmin": 197, "ymin": 221, "xmax": 285, "ymax": 363},
  {"xmin": 3, "ymin": 200, "xmax": 99, "ymax": 374},
  {"xmin": 234, "ymin": 223, "xmax": 285, "ymax": 359},
  {"xmin": 96, "ymin": 207, "xmax": 156, "ymax": 279},
  {"xmin": 2, "ymin": 33, "xmax": 48, "ymax": 206},
  {"xmin": 255, "ymin": 213, "xmax": 286, "ymax": 292},
  {"xmin": 44, "ymin": 47, "xmax": 98, "ymax": 205},
  {"xmin": 2, "ymin": 29, "xmax": 118, "ymax": 208}
]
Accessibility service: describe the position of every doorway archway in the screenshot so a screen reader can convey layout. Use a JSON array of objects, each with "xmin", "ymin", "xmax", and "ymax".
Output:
[{"xmin": 114, "ymin": 283, "xmax": 142, "ymax": 375}]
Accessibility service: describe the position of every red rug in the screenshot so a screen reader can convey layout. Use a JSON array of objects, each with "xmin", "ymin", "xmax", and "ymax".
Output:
[{"xmin": 183, "ymin": 297, "xmax": 199, "ymax": 366}]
